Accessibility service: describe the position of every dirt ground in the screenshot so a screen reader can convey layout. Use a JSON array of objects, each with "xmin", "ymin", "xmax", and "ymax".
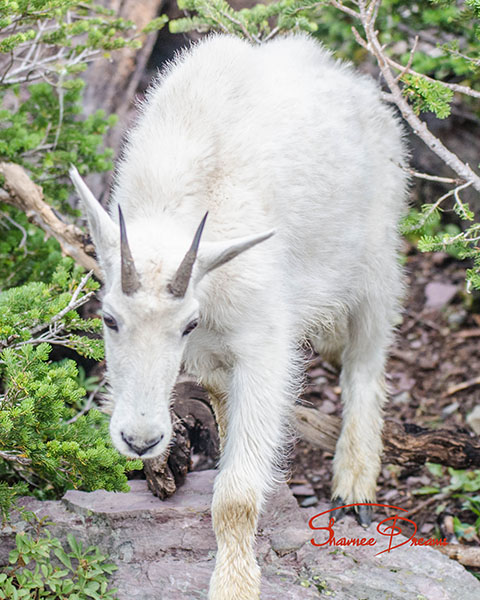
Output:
[{"xmin": 290, "ymin": 242, "xmax": 480, "ymax": 564}]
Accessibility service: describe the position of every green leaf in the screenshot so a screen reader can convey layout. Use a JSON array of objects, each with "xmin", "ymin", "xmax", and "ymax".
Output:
[
  {"xmin": 54, "ymin": 547, "xmax": 72, "ymax": 569},
  {"xmin": 426, "ymin": 463, "xmax": 444, "ymax": 478},
  {"xmin": 413, "ymin": 486, "xmax": 441, "ymax": 495}
]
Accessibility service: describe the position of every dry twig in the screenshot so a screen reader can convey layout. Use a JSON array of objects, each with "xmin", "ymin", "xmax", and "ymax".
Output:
[
  {"xmin": 0, "ymin": 450, "xmax": 32, "ymax": 466},
  {"xmin": 444, "ymin": 375, "xmax": 480, "ymax": 397}
]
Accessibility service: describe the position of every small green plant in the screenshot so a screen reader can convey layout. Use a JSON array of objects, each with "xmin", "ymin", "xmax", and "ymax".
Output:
[
  {"xmin": 170, "ymin": 0, "xmax": 321, "ymax": 41},
  {"xmin": 414, "ymin": 463, "xmax": 480, "ymax": 542},
  {"xmin": 0, "ymin": 260, "xmax": 142, "ymax": 519},
  {"xmin": 0, "ymin": 1, "xmax": 165, "ymax": 519},
  {"xmin": 0, "ymin": 512, "xmax": 118, "ymax": 599}
]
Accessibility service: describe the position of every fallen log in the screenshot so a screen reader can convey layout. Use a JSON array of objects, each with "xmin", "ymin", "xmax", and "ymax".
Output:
[
  {"xmin": 295, "ymin": 404, "xmax": 480, "ymax": 469},
  {"xmin": 145, "ymin": 382, "xmax": 480, "ymax": 500},
  {"xmin": 144, "ymin": 381, "xmax": 220, "ymax": 499},
  {"xmin": 144, "ymin": 416, "xmax": 191, "ymax": 500}
]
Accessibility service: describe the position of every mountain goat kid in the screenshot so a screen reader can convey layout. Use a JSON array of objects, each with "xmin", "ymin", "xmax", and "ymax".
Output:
[{"xmin": 70, "ymin": 34, "xmax": 408, "ymax": 600}]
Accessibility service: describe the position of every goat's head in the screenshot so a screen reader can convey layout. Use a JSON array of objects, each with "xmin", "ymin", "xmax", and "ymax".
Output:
[{"xmin": 69, "ymin": 166, "xmax": 274, "ymax": 459}]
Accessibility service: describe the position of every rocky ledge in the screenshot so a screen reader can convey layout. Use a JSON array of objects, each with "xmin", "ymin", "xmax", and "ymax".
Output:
[{"xmin": 1, "ymin": 470, "xmax": 479, "ymax": 599}]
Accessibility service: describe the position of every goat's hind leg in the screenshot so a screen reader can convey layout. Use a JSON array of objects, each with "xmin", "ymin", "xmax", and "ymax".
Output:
[
  {"xmin": 205, "ymin": 384, "xmax": 228, "ymax": 454},
  {"xmin": 332, "ymin": 297, "xmax": 394, "ymax": 527}
]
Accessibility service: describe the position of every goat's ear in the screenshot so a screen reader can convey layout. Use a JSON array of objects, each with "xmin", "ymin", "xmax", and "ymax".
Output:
[
  {"xmin": 69, "ymin": 165, "xmax": 117, "ymax": 266},
  {"xmin": 195, "ymin": 229, "xmax": 275, "ymax": 280}
]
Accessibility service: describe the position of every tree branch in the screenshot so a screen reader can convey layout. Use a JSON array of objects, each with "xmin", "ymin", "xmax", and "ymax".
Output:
[
  {"xmin": 0, "ymin": 162, "xmax": 101, "ymax": 278},
  {"xmin": 0, "ymin": 450, "xmax": 32, "ymax": 466},
  {"xmin": 330, "ymin": 0, "xmax": 480, "ymax": 194}
]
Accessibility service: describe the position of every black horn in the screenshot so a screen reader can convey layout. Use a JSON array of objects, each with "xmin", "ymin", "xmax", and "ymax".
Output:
[
  {"xmin": 167, "ymin": 212, "xmax": 208, "ymax": 298},
  {"xmin": 119, "ymin": 206, "xmax": 141, "ymax": 295}
]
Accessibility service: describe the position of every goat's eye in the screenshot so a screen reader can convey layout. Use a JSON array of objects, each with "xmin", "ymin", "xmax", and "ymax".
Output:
[
  {"xmin": 182, "ymin": 319, "xmax": 198, "ymax": 337},
  {"xmin": 103, "ymin": 313, "xmax": 118, "ymax": 331}
]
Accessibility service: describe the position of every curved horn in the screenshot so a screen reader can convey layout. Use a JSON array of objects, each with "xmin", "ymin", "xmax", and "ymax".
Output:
[
  {"xmin": 118, "ymin": 206, "xmax": 141, "ymax": 295},
  {"xmin": 167, "ymin": 212, "xmax": 208, "ymax": 298}
]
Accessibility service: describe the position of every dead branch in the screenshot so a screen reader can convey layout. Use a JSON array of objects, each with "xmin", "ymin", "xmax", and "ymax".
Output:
[
  {"xmin": 405, "ymin": 492, "xmax": 449, "ymax": 518},
  {"xmin": 295, "ymin": 405, "xmax": 480, "ymax": 469},
  {"xmin": 0, "ymin": 162, "xmax": 101, "ymax": 278},
  {"xmin": 444, "ymin": 376, "xmax": 480, "ymax": 397},
  {"xmin": 438, "ymin": 544, "xmax": 480, "ymax": 568},
  {"xmin": 395, "ymin": 164, "xmax": 464, "ymax": 185},
  {"xmin": 0, "ymin": 450, "xmax": 32, "ymax": 466}
]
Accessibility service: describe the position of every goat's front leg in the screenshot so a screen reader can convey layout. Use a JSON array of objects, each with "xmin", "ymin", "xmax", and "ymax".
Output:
[{"xmin": 208, "ymin": 345, "xmax": 295, "ymax": 600}]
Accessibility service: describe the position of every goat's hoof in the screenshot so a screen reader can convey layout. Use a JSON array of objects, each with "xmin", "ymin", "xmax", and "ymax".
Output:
[
  {"xmin": 331, "ymin": 497, "xmax": 346, "ymax": 522},
  {"xmin": 356, "ymin": 505, "xmax": 372, "ymax": 528}
]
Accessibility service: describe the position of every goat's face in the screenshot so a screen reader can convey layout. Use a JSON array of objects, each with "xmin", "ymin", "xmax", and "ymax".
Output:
[
  {"xmin": 101, "ymin": 277, "xmax": 200, "ymax": 458},
  {"xmin": 70, "ymin": 167, "xmax": 274, "ymax": 459}
]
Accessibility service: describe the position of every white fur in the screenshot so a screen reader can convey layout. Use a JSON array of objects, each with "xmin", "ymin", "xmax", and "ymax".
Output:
[{"xmin": 71, "ymin": 33, "xmax": 408, "ymax": 600}]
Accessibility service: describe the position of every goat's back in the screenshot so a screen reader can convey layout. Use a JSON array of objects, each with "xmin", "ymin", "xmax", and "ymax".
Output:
[{"xmin": 113, "ymin": 34, "xmax": 408, "ymax": 333}]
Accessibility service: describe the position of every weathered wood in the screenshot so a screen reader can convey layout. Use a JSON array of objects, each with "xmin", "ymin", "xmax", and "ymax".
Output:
[
  {"xmin": 174, "ymin": 381, "xmax": 220, "ymax": 469},
  {"xmin": 0, "ymin": 162, "xmax": 100, "ymax": 277},
  {"xmin": 146, "ymin": 389, "xmax": 480, "ymax": 499},
  {"xmin": 144, "ymin": 453, "xmax": 176, "ymax": 500},
  {"xmin": 145, "ymin": 382, "xmax": 220, "ymax": 499},
  {"xmin": 295, "ymin": 405, "xmax": 480, "ymax": 469},
  {"xmin": 438, "ymin": 544, "xmax": 480, "ymax": 568},
  {"xmin": 144, "ymin": 416, "xmax": 191, "ymax": 499}
]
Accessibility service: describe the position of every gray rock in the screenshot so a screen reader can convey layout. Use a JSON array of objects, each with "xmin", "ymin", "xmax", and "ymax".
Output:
[
  {"xmin": 299, "ymin": 495, "xmax": 319, "ymax": 508},
  {"xmin": 425, "ymin": 281, "xmax": 458, "ymax": 310},
  {"xmin": 1, "ymin": 470, "xmax": 479, "ymax": 599},
  {"xmin": 289, "ymin": 483, "xmax": 315, "ymax": 497}
]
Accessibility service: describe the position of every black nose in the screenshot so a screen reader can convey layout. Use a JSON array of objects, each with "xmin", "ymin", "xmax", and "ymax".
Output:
[{"xmin": 121, "ymin": 432, "xmax": 163, "ymax": 456}]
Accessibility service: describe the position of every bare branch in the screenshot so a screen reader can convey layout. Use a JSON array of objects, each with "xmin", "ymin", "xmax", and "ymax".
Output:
[
  {"xmin": 29, "ymin": 270, "xmax": 95, "ymax": 337},
  {"xmin": 1, "ymin": 212, "xmax": 28, "ymax": 250},
  {"xmin": 0, "ymin": 450, "xmax": 32, "ymax": 466},
  {"xmin": 329, "ymin": 0, "xmax": 360, "ymax": 20},
  {"xmin": 395, "ymin": 34, "xmax": 418, "ymax": 82},
  {"xmin": 0, "ymin": 162, "xmax": 101, "ymax": 278},
  {"xmin": 263, "ymin": 26, "xmax": 280, "ymax": 43},
  {"xmin": 393, "ymin": 163, "xmax": 465, "ymax": 185},
  {"xmin": 386, "ymin": 54, "xmax": 480, "ymax": 101},
  {"xmin": 332, "ymin": 0, "xmax": 480, "ymax": 193}
]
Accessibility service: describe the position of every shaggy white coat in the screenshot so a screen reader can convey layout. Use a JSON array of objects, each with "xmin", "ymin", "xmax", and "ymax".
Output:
[{"xmin": 71, "ymin": 33, "xmax": 409, "ymax": 600}]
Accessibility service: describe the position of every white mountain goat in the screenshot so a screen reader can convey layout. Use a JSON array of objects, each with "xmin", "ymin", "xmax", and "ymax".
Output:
[{"xmin": 70, "ymin": 33, "xmax": 408, "ymax": 600}]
